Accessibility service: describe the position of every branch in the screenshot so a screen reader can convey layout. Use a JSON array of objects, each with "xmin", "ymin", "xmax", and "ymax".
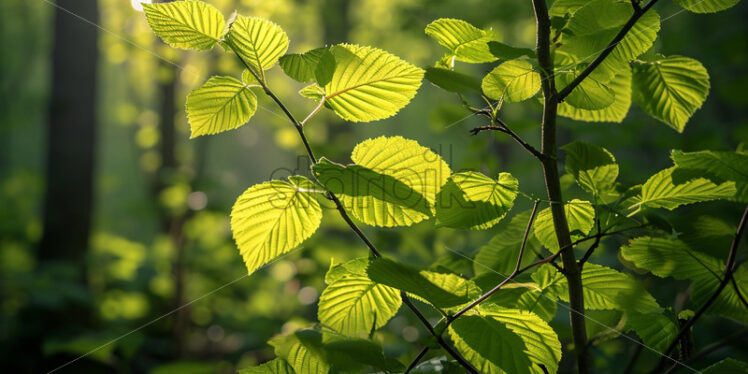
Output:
[
  {"xmin": 653, "ymin": 204, "xmax": 748, "ymax": 373},
  {"xmin": 556, "ymin": 0, "xmax": 661, "ymax": 101},
  {"xmin": 578, "ymin": 219, "xmax": 603, "ymax": 267},
  {"xmin": 470, "ymin": 117, "xmax": 546, "ymax": 161},
  {"xmin": 404, "ymin": 346, "xmax": 430, "ymax": 374},
  {"xmin": 225, "ymin": 41, "xmax": 477, "ymax": 373},
  {"xmin": 449, "ymin": 201, "xmax": 541, "ymax": 322}
]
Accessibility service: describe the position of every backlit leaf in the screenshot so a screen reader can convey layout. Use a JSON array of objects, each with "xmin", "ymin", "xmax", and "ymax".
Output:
[
  {"xmin": 631, "ymin": 167, "xmax": 735, "ymax": 213},
  {"xmin": 533, "ymin": 199, "xmax": 595, "ymax": 250},
  {"xmin": 225, "ymin": 15, "xmax": 289, "ymax": 73},
  {"xmin": 632, "ymin": 56, "xmax": 710, "ymax": 132},
  {"xmin": 142, "ymin": 0, "xmax": 225, "ymax": 50},
  {"xmin": 482, "ymin": 60, "xmax": 541, "ymax": 102},
  {"xmin": 185, "ymin": 76, "xmax": 258, "ymax": 138},
  {"xmin": 435, "ymin": 172, "xmax": 519, "ymax": 230},
  {"xmin": 230, "ymin": 176, "xmax": 323, "ymax": 275},
  {"xmin": 425, "ymin": 18, "xmax": 498, "ymax": 63},
  {"xmin": 561, "ymin": 141, "xmax": 619, "ymax": 195}
]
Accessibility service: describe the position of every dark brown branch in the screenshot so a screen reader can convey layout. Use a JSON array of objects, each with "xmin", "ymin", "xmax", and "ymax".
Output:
[
  {"xmin": 578, "ymin": 219, "xmax": 603, "ymax": 267},
  {"xmin": 470, "ymin": 119, "xmax": 546, "ymax": 161},
  {"xmin": 654, "ymin": 204, "xmax": 748, "ymax": 373},
  {"xmin": 556, "ymin": 0, "xmax": 661, "ymax": 101}
]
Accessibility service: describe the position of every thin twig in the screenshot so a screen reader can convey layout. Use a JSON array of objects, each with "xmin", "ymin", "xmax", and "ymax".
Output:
[
  {"xmin": 470, "ymin": 119, "xmax": 546, "ymax": 161},
  {"xmin": 653, "ymin": 204, "xmax": 748, "ymax": 373},
  {"xmin": 449, "ymin": 201, "xmax": 541, "ymax": 322},
  {"xmin": 579, "ymin": 219, "xmax": 603, "ymax": 267},
  {"xmin": 404, "ymin": 346, "xmax": 430, "ymax": 374}
]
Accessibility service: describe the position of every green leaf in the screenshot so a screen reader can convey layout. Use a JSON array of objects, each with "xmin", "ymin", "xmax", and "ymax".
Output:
[
  {"xmin": 482, "ymin": 60, "xmax": 541, "ymax": 102},
  {"xmin": 279, "ymin": 48, "xmax": 335, "ymax": 84},
  {"xmin": 142, "ymin": 0, "xmax": 225, "ymax": 50},
  {"xmin": 676, "ymin": 0, "xmax": 740, "ymax": 13},
  {"xmin": 238, "ymin": 358, "xmax": 295, "ymax": 374},
  {"xmin": 548, "ymin": 0, "xmax": 590, "ymax": 17},
  {"xmin": 631, "ymin": 167, "xmax": 736, "ymax": 213},
  {"xmin": 539, "ymin": 263, "xmax": 662, "ymax": 313},
  {"xmin": 425, "ymin": 18, "xmax": 498, "ymax": 63},
  {"xmin": 299, "ymin": 84, "xmax": 325, "ymax": 101},
  {"xmin": 313, "ymin": 136, "xmax": 451, "ymax": 227},
  {"xmin": 270, "ymin": 330, "xmax": 330, "ymax": 374},
  {"xmin": 448, "ymin": 307, "xmax": 561, "ymax": 374},
  {"xmin": 702, "ymin": 358, "xmax": 748, "ymax": 374},
  {"xmin": 474, "ymin": 273, "xmax": 557, "ymax": 321},
  {"xmin": 473, "ymin": 211, "xmax": 541, "ymax": 276},
  {"xmin": 425, "ymin": 67, "xmax": 481, "ymax": 93},
  {"xmin": 366, "ymin": 258, "xmax": 482, "ymax": 309},
  {"xmin": 317, "ymin": 273, "xmax": 402, "ymax": 336},
  {"xmin": 449, "ymin": 315, "xmax": 533, "ymax": 374},
  {"xmin": 632, "ymin": 55, "xmax": 710, "ymax": 132},
  {"xmin": 319, "ymin": 44, "xmax": 424, "ymax": 122},
  {"xmin": 487, "ymin": 41, "xmax": 536, "ymax": 60},
  {"xmin": 230, "ymin": 176, "xmax": 323, "ymax": 275},
  {"xmin": 624, "ymin": 311, "xmax": 677, "ymax": 352},
  {"xmin": 560, "ymin": 0, "xmax": 660, "ymax": 62},
  {"xmin": 325, "ymin": 258, "xmax": 370, "ymax": 285},
  {"xmin": 621, "ymin": 237, "xmax": 748, "ymax": 324},
  {"xmin": 558, "ymin": 65, "xmax": 632, "ymax": 122},
  {"xmin": 561, "ymin": 141, "xmax": 619, "ymax": 195},
  {"xmin": 576, "ymin": 264, "xmax": 661, "ymax": 313},
  {"xmin": 533, "ymin": 199, "xmax": 595, "ymax": 250},
  {"xmin": 556, "ymin": 71, "xmax": 615, "ymax": 110},
  {"xmin": 185, "ymin": 76, "xmax": 258, "ymax": 138},
  {"xmin": 671, "ymin": 149, "xmax": 748, "ymax": 202},
  {"xmin": 225, "ymin": 15, "xmax": 289, "ymax": 73},
  {"xmin": 479, "ymin": 305, "xmax": 563, "ymax": 374},
  {"xmin": 435, "ymin": 172, "xmax": 519, "ymax": 230}
]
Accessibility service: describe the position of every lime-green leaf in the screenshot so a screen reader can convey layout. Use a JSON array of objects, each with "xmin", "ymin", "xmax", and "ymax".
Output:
[
  {"xmin": 479, "ymin": 305, "xmax": 563, "ymax": 374},
  {"xmin": 631, "ymin": 167, "xmax": 735, "ymax": 213},
  {"xmin": 230, "ymin": 176, "xmax": 322, "ymax": 275},
  {"xmin": 476, "ymin": 279, "xmax": 557, "ymax": 322},
  {"xmin": 671, "ymin": 149, "xmax": 748, "ymax": 202},
  {"xmin": 558, "ymin": 65, "xmax": 632, "ymax": 122},
  {"xmin": 560, "ymin": 0, "xmax": 660, "ymax": 62},
  {"xmin": 185, "ymin": 76, "xmax": 258, "ymax": 138},
  {"xmin": 225, "ymin": 15, "xmax": 289, "ymax": 73},
  {"xmin": 473, "ymin": 211, "xmax": 541, "ymax": 276},
  {"xmin": 632, "ymin": 56, "xmax": 710, "ymax": 132},
  {"xmin": 142, "ymin": 0, "xmax": 225, "ymax": 50},
  {"xmin": 279, "ymin": 48, "xmax": 335, "ymax": 84},
  {"xmin": 548, "ymin": 0, "xmax": 590, "ymax": 17},
  {"xmin": 325, "ymin": 258, "xmax": 370, "ymax": 285},
  {"xmin": 299, "ymin": 84, "xmax": 325, "ymax": 101},
  {"xmin": 435, "ymin": 172, "xmax": 519, "ymax": 230},
  {"xmin": 313, "ymin": 136, "xmax": 451, "ymax": 227},
  {"xmin": 621, "ymin": 237, "xmax": 748, "ymax": 324},
  {"xmin": 238, "ymin": 358, "xmax": 295, "ymax": 374},
  {"xmin": 624, "ymin": 311, "xmax": 677, "ymax": 352},
  {"xmin": 318, "ymin": 273, "xmax": 401, "ymax": 336},
  {"xmin": 533, "ymin": 199, "xmax": 595, "ymax": 250},
  {"xmin": 425, "ymin": 18, "xmax": 498, "ymax": 63},
  {"xmin": 676, "ymin": 0, "xmax": 740, "ymax": 13},
  {"xmin": 320, "ymin": 44, "xmax": 423, "ymax": 122},
  {"xmin": 487, "ymin": 41, "xmax": 536, "ymax": 60},
  {"xmin": 270, "ymin": 330, "xmax": 330, "ymax": 374},
  {"xmin": 702, "ymin": 358, "xmax": 748, "ymax": 374},
  {"xmin": 425, "ymin": 67, "xmax": 481, "ymax": 93},
  {"xmin": 449, "ymin": 315, "xmax": 532, "ymax": 374},
  {"xmin": 556, "ymin": 71, "xmax": 615, "ymax": 110},
  {"xmin": 539, "ymin": 263, "xmax": 662, "ymax": 313},
  {"xmin": 366, "ymin": 258, "xmax": 482, "ymax": 309},
  {"xmin": 448, "ymin": 307, "xmax": 561, "ymax": 374},
  {"xmin": 482, "ymin": 60, "xmax": 541, "ymax": 102},
  {"xmin": 561, "ymin": 141, "xmax": 619, "ymax": 195}
]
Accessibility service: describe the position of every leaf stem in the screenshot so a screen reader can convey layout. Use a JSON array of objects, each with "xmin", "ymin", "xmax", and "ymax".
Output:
[{"xmin": 654, "ymin": 203, "xmax": 748, "ymax": 373}]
